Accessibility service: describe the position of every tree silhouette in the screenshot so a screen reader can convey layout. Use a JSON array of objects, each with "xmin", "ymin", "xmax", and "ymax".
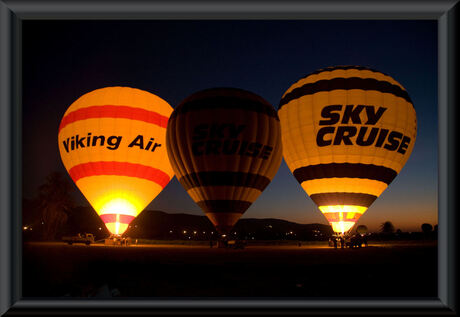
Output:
[
  {"xmin": 380, "ymin": 221, "xmax": 395, "ymax": 233},
  {"xmin": 38, "ymin": 172, "xmax": 75, "ymax": 240},
  {"xmin": 421, "ymin": 223, "xmax": 433, "ymax": 233},
  {"xmin": 356, "ymin": 225, "xmax": 368, "ymax": 234}
]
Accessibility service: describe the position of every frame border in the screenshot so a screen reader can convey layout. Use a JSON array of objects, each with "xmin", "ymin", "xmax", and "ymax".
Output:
[{"xmin": 1, "ymin": 0, "xmax": 458, "ymax": 315}]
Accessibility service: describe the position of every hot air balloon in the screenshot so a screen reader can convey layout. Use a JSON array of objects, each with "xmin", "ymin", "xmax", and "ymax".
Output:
[
  {"xmin": 166, "ymin": 88, "xmax": 282, "ymax": 236},
  {"xmin": 278, "ymin": 66, "xmax": 417, "ymax": 234},
  {"xmin": 58, "ymin": 87, "xmax": 174, "ymax": 236}
]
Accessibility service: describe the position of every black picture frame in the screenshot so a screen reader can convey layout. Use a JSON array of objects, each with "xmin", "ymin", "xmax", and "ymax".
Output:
[{"xmin": 0, "ymin": 0, "xmax": 458, "ymax": 315}]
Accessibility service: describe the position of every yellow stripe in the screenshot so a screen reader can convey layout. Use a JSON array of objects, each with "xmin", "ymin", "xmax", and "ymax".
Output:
[
  {"xmin": 278, "ymin": 89, "xmax": 416, "ymax": 174},
  {"xmin": 301, "ymin": 178, "xmax": 388, "ymax": 197},
  {"xmin": 58, "ymin": 118, "xmax": 173, "ymax": 177},
  {"xmin": 187, "ymin": 186, "xmax": 262, "ymax": 203}
]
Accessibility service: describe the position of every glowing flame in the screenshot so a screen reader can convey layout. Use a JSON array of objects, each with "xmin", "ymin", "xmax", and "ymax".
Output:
[
  {"xmin": 99, "ymin": 198, "xmax": 137, "ymax": 215},
  {"xmin": 98, "ymin": 197, "xmax": 139, "ymax": 235},
  {"xmin": 319, "ymin": 205, "xmax": 367, "ymax": 234}
]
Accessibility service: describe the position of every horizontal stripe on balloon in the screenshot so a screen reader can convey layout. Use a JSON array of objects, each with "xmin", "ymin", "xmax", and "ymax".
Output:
[
  {"xmin": 301, "ymin": 178, "xmax": 388, "ymax": 197},
  {"xmin": 99, "ymin": 213, "xmax": 135, "ymax": 224},
  {"xmin": 310, "ymin": 192, "xmax": 378, "ymax": 208},
  {"xmin": 293, "ymin": 163, "xmax": 397, "ymax": 185},
  {"xmin": 300, "ymin": 65, "xmax": 391, "ymax": 78},
  {"xmin": 197, "ymin": 200, "xmax": 252, "ymax": 214},
  {"xmin": 69, "ymin": 161, "xmax": 171, "ymax": 187},
  {"xmin": 323, "ymin": 212, "xmax": 362, "ymax": 222},
  {"xmin": 179, "ymin": 171, "xmax": 271, "ymax": 191},
  {"xmin": 171, "ymin": 96, "xmax": 278, "ymax": 120},
  {"xmin": 278, "ymin": 77, "xmax": 413, "ymax": 109},
  {"xmin": 59, "ymin": 105, "xmax": 169, "ymax": 133},
  {"xmin": 186, "ymin": 186, "xmax": 262, "ymax": 204}
]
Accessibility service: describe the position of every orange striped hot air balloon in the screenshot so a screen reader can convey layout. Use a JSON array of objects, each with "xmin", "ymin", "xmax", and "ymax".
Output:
[
  {"xmin": 166, "ymin": 88, "xmax": 282, "ymax": 236},
  {"xmin": 58, "ymin": 87, "xmax": 174, "ymax": 236},
  {"xmin": 278, "ymin": 66, "xmax": 417, "ymax": 234}
]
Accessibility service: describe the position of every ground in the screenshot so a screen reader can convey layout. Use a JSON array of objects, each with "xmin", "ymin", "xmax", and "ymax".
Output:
[{"xmin": 22, "ymin": 241, "xmax": 437, "ymax": 298}]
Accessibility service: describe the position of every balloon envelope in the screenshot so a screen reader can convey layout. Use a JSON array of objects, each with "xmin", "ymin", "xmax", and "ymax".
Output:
[
  {"xmin": 278, "ymin": 66, "xmax": 417, "ymax": 234},
  {"xmin": 166, "ymin": 88, "xmax": 282, "ymax": 234},
  {"xmin": 58, "ymin": 87, "xmax": 174, "ymax": 235}
]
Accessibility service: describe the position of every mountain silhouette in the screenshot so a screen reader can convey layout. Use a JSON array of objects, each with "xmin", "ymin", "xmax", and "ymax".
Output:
[
  {"xmin": 23, "ymin": 202, "xmax": 333, "ymax": 241},
  {"xmin": 125, "ymin": 209, "xmax": 333, "ymax": 240}
]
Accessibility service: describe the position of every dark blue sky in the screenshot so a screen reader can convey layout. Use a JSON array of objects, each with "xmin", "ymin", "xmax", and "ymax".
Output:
[{"xmin": 23, "ymin": 20, "xmax": 437, "ymax": 231}]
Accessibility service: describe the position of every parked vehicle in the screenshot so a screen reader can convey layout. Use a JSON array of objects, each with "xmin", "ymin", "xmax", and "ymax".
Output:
[{"xmin": 62, "ymin": 233, "xmax": 95, "ymax": 245}]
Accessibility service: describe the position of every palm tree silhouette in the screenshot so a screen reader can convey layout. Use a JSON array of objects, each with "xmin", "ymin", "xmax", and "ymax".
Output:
[
  {"xmin": 38, "ymin": 172, "xmax": 75, "ymax": 240},
  {"xmin": 380, "ymin": 221, "xmax": 395, "ymax": 234}
]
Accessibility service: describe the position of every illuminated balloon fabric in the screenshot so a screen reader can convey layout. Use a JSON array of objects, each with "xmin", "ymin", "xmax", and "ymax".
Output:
[
  {"xmin": 278, "ymin": 66, "xmax": 417, "ymax": 233},
  {"xmin": 58, "ymin": 87, "xmax": 174, "ymax": 235},
  {"xmin": 166, "ymin": 88, "xmax": 282, "ymax": 234}
]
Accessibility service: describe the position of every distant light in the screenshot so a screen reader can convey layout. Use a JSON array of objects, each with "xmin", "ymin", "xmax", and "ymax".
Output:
[
  {"xmin": 211, "ymin": 232, "xmax": 214, "ymax": 234},
  {"xmin": 135, "ymin": 225, "xmax": 137, "ymax": 228},
  {"xmin": 290, "ymin": 231, "xmax": 293, "ymax": 234},
  {"xmin": 183, "ymin": 230, "xmax": 187, "ymax": 234},
  {"xmin": 234, "ymin": 232, "xmax": 237, "ymax": 235},
  {"xmin": 41, "ymin": 222, "xmax": 44, "ymax": 225},
  {"xmin": 23, "ymin": 226, "xmax": 28, "ymax": 230},
  {"xmin": 222, "ymin": 234, "xmax": 227, "ymax": 238},
  {"xmin": 170, "ymin": 230, "xmax": 173, "ymax": 233},
  {"xmin": 98, "ymin": 227, "xmax": 102, "ymax": 230},
  {"xmin": 193, "ymin": 231, "xmax": 197, "ymax": 234}
]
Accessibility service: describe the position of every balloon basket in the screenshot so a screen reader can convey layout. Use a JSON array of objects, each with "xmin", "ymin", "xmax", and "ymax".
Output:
[{"xmin": 104, "ymin": 235, "xmax": 125, "ymax": 246}]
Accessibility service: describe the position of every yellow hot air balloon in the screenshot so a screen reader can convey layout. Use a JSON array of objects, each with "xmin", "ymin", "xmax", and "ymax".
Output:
[
  {"xmin": 278, "ymin": 66, "xmax": 417, "ymax": 234},
  {"xmin": 166, "ymin": 88, "xmax": 282, "ymax": 235},
  {"xmin": 58, "ymin": 87, "xmax": 174, "ymax": 236}
]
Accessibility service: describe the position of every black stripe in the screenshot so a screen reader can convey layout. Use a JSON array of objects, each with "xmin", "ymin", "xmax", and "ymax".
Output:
[
  {"xmin": 278, "ymin": 77, "xmax": 413, "ymax": 109},
  {"xmin": 293, "ymin": 163, "xmax": 397, "ymax": 185},
  {"xmin": 197, "ymin": 200, "xmax": 251, "ymax": 214},
  {"xmin": 179, "ymin": 171, "xmax": 270, "ymax": 191},
  {"xmin": 303, "ymin": 65, "xmax": 390, "ymax": 78},
  {"xmin": 172, "ymin": 88, "xmax": 278, "ymax": 120},
  {"xmin": 310, "ymin": 192, "xmax": 377, "ymax": 208}
]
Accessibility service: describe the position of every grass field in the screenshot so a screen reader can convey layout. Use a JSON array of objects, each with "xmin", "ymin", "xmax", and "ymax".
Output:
[{"xmin": 23, "ymin": 241, "xmax": 437, "ymax": 298}]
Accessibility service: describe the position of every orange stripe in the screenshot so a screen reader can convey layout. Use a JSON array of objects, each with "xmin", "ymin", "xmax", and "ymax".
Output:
[
  {"xmin": 323, "ymin": 212, "xmax": 362, "ymax": 222},
  {"xmin": 69, "ymin": 161, "xmax": 171, "ymax": 188},
  {"xmin": 59, "ymin": 105, "xmax": 169, "ymax": 132}
]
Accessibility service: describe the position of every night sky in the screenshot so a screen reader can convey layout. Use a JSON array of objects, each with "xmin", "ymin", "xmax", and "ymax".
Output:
[{"xmin": 22, "ymin": 20, "xmax": 437, "ymax": 232}]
